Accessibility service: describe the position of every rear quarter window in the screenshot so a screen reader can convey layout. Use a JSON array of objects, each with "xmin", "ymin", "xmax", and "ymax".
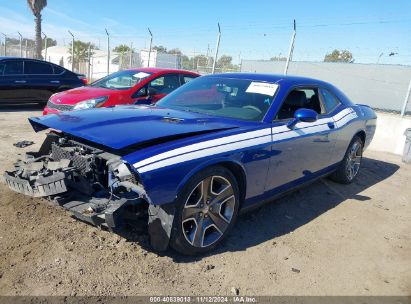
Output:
[
  {"xmin": 53, "ymin": 65, "xmax": 65, "ymax": 75},
  {"xmin": 320, "ymin": 88, "xmax": 341, "ymax": 113}
]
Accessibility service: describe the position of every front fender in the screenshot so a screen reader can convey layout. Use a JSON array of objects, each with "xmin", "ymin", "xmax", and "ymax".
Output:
[
  {"xmin": 133, "ymin": 154, "xmax": 246, "ymax": 206},
  {"xmin": 174, "ymin": 156, "xmax": 247, "ymax": 199}
]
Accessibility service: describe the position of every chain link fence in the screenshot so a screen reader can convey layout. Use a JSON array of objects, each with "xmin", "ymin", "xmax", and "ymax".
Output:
[{"xmin": 0, "ymin": 32, "xmax": 409, "ymax": 115}]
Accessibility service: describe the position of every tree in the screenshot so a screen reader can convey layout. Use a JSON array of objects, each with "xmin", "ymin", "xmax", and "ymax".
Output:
[
  {"xmin": 270, "ymin": 56, "xmax": 286, "ymax": 61},
  {"xmin": 4, "ymin": 36, "xmax": 56, "ymax": 50},
  {"xmin": 43, "ymin": 37, "xmax": 57, "ymax": 49},
  {"xmin": 67, "ymin": 40, "xmax": 95, "ymax": 71},
  {"xmin": 113, "ymin": 44, "xmax": 132, "ymax": 53},
  {"xmin": 217, "ymin": 55, "xmax": 233, "ymax": 68},
  {"xmin": 324, "ymin": 49, "xmax": 354, "ymax": 63},
  {"xmin": 27, "ymin": 0, "xmax": 47, "ymax": 59},
  {"xmin": 152, "ymin": 45, "xmax": 167, "ymax": 53},
  {"xmin": 168, "ymin": 48, "xmax": 182, "ymax": 55}
]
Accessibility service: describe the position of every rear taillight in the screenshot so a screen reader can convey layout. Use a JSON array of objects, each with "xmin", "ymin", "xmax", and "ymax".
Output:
[{"xmin": 78, "ymin": 76, "xmax": 88, "ymax": 85}]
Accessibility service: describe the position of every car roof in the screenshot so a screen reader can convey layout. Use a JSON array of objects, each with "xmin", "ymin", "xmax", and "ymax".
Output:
[
  {"xmin": 127, "ymin": 67, "xmax": 199, "ymax": 75},
  {"xmin": 0, "ymin": 56, "xmax": 20, "ymax": 60},
  {"xmin": 205, "ymin": 72, "xmax": 329, "ymax": 86}
]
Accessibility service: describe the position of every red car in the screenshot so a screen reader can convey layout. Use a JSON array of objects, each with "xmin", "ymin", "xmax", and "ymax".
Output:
[{"xmin": 43, "ymin": 68, "xmax": 199, "ymax": 115}]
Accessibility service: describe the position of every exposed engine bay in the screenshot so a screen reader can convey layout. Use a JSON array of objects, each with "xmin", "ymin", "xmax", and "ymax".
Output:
[{"xmin": 3, "ymin": 132, "xmax": 172, "ymax": 247}]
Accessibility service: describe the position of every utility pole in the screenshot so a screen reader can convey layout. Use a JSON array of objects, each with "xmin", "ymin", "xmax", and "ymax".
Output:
[
  {"xmin": 147, "ymin": 28, "xmax": 153, "ymax": 67},
  {"xmin": 129, "ymin": 42, "xmax": 133, "ymax": 68},
  {"xmin": 377, "ymin": 52, "xmax": 384, "ymax": 64},
  {"xmin": 42, "ymin": 32, "xmax": 47, "ymax": 60},
  {"xmin": 212, "ymin": 23, "xmax": 221, "ymax": 74},
  {"xmin": 284, "ymin": 19, "xmax": 296, "ymax": 75},
  {"xmin": 1, "ymin": 33, "xmax": 6, "ymax": 56},
  {"xmin": 18, "ymin": 32, "xmax": 23, "ymax": 57},
  {"xmin": 105, "ymin": 28, "xmax": 110, "ymax": 75},
  {"xmin": 87, "ymin": 43, "xmax": 91, "ymax": 81},
  {"xmin": 68, "ymin": 30, "xmax": 75, "ymax": 71}
]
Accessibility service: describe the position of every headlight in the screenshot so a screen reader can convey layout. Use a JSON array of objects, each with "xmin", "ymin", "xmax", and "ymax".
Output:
[{"xmin": 72, "ymin": 96, "xmax": 108, "ymax": 110}]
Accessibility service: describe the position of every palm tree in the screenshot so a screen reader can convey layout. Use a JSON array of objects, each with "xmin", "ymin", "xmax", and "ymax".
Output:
[{"xmin": 27, "ymin": 0, "xmax": 47, "ymax": 59}]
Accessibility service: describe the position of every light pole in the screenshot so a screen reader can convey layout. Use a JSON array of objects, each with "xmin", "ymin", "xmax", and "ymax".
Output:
[
  {"xmin": 284, "ymin": 19, "xmax": 296, "ymax": 75},
  {"xmin": 105, "ymin": 28, "xmax": 110, "ymax": 75},
  {"xmin": 212, "ymin": 23, "xmax": 221, "ymax": 74},
  {"xmin": 17, "ymin": 32, "xmax": 23, "ymax": 57},
  {"xmin": 147, "ymin": 28, "xmax": 153, "ymax": 67},
  {"xmin": 68, "ymin": 30, "xmax": 75, "ymax": 71},
  {"xmin": 1, "ymin": 33, "xmax": 6, "ymax": 56},
  {"xmin": 42, "ymin": 32, "xmax": 48, "ymax": 60}
]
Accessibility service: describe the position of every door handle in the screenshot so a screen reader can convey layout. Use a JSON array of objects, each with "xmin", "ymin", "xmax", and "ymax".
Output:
[
  {"xmin": 50, "ymin": 80, "xmax": 60, "ymax": 84},
  {"xmin": 14, "ymin": 80, "xmax": 27, "ymax": 84},
  {"xmin": 328, "ymin": 122, "xmax": 335, "ymax": 129}
]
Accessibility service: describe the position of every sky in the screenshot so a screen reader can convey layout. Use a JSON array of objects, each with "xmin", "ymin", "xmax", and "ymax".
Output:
[{"xmin": 1, "ymin": 0, "xmax": 411, "ymax": 65}]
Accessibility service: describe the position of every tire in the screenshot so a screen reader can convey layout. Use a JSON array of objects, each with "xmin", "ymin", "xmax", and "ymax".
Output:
[
  {"xmin": 330, "ymin": 135, "xmax": 363, "ymax": 184},
  {"xmin": 170, "ymin": 166, "xmax": 240, "ymax": 255}
]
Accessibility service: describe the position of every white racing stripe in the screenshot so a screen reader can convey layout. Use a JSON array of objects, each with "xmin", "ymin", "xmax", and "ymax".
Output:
[
  {"xmin": 133, "ymin": 128, "xmax": 271, "ymax": 169},
  {"xmin": 138, "ymin": 135, "xmax": 271, "ymax": 173},
  {"xmin": 134, "ymin": 107, "xmax": 358, "ymax": 173}
]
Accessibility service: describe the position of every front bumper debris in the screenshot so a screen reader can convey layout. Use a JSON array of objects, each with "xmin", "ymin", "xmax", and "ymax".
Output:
[
  {"xmin": 4, "ymin": 134, "xmax": 173, "ymax": 251},
  {"xmin": 4, "ymin": 158, "xmax": 71, "ymax": 197}
]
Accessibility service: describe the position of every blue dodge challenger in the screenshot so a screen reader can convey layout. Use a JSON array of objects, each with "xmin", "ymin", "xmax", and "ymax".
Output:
[{"xmin": 4, "ymin": 73, "xmax": 377, "ymax": 255}]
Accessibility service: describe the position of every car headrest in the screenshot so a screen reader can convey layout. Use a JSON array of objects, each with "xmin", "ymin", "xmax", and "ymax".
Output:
[
  {"xmin": 310, "ymin": 93, "xmax": 320, "ymax": 104},
  {"xmin": 285, "ymin": 90, "xmax": 307, "ymax": 107},
  {"xmin": 164, "ymin": 76, "xmax": 179, "ymax": 88}
]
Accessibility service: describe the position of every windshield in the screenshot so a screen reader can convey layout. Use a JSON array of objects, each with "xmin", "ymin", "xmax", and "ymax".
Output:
[
  {"xmin": 91, "ymin": 70, "xmax": 152, "ymax": 90},
  {"xmin": 156, "ymin": 77, "xmax": 278, "ymax": 121}
]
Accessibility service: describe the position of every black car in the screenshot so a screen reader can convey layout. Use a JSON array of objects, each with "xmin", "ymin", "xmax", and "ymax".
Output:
[{"xmin": 0, "ymin": 57, "xmax": 86, "ymax": 104}]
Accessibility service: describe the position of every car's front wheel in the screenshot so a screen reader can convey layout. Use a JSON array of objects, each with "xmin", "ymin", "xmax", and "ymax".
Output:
[
  {"xmin": 170, "ymin": 166, "xmax": 240, "ymax": 255},
  {"xmin": 330, "ymin": 135, "xmax": 363, "ymax": 184}
]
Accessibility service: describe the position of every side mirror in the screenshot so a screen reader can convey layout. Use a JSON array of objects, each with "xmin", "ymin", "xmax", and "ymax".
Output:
[{"xmin": 287, "ymin": 108, "xmax": 318, "ymax": 129}]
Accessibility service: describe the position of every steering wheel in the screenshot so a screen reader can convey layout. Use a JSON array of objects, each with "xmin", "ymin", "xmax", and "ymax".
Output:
[{"xmin": 242, "ymin": 105, "xmax": 262, "ymax": 113}]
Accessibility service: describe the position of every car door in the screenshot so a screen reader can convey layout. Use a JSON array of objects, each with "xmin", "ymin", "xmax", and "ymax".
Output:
[
  {"xmin": 0, "ymin": 60, "xmax": 27, "ymax": 102},
  {"xmin": 24, "ymin": 60, "xmax": 56, "ymax": 102},
  {"xmin": 134, "ymin": 73, "xmax": 182, "ymax": 104},
  {"xmin": 265, "ymin": 87, "xmax": 338, "ymax": 191}
]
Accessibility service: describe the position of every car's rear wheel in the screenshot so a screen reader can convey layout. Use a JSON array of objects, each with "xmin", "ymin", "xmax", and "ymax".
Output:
[
  {"xmin": 330, "ymin": 135, "xmax": 363, "ymax": 184},
  {"xmin": 170, "ymin": 166, "xmax": 240, "ymax": 255}
]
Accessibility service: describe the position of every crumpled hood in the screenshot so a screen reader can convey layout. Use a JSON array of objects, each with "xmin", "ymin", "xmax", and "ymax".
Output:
[
  {"xmin": 49, "ymin": 86, "xmax": 115, "ymax": 105},
  {"xmin": 29, "ymin": 106, "xmax": 242, "ymax": 150}
]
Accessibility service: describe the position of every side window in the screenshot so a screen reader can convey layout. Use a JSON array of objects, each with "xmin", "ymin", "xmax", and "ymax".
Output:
[
  {"xmin": 0, "ymin": 63, "xmax": 5, "ymax": 75},
  {"xmin": 4, "ymin": 61, "xmax": 23, "ymax": 75},
  {"xmin": 182, "ymin": 75, "xmax": 196, "ymax": 84},
  {"xmin": 53, "ymin": 65, "xmax": 65, "ymax": 75},
  {"xmin": 276, "ymin": 88, "xmax": 322, "ymax": 120},
  {"xmin": 148, "ymin": 74, "xmax": 180, "ymax": 94},
  {"xmin": 25, "ymin": 61, "xmax": 53, "ymax": 75},
  {"xmin": 320, "ymin": 88, "xmax": 341, "ymax": 113}
]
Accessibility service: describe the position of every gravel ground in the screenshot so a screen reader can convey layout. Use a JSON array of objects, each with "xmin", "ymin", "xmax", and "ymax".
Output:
[{"xmin": 0, "ymin": 105, "xmax": 410, "ymax": 296}]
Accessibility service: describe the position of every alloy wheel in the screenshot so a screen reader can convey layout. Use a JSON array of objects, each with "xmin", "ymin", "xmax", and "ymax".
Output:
[
  {"xmin": 346, "ymin": 141, "xmax": 362, "ymax": 181},
  {"xmin": 181, "ymin": 175, "xmax": 236, "ymax": 248}
]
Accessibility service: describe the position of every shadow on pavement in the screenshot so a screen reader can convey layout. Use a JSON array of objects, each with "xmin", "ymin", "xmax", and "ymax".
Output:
[{"xmin": 168, "ymin": 157, "xmax": 400, "ymax": 262}]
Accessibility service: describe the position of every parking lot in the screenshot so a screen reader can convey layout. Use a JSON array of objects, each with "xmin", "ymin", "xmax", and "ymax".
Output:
[{"xmin": 0, "ymin": 105, "xmax": 410, "ymax": 296}]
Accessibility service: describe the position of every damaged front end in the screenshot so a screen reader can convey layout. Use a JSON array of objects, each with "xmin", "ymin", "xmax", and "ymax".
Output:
[{"xmin": 4, "ymin": 132, "xmax": 172, "ymax": 250}]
